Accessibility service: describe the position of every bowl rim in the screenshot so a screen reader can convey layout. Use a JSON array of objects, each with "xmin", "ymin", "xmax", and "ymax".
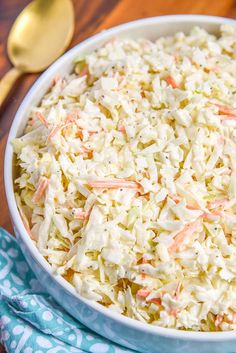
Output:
[{"xmin": 4, "ymin": 14, "xmax": 236, "ymax": 341}]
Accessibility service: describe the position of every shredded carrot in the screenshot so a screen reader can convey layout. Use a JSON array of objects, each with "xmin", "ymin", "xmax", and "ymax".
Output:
[
  {"xmin": 147, "ymin": 297, "xmax": 162, "ymax": 305},
  {"xmin": 77, "ymin": 128, "xmax": 100, "ymax": 140},
  {"xmin": 168, "ymin": 218, "xmax": 202, "ymax": 254},
  {"xmin": 169, "ymin": 193, "xmax": 200, "ymax": 211},
  {"xmin": 77, "ymin": 129, "xmax": 83, "ymax": 140},
  {"xmin": 215, "ymin": 314, "xmax": 223, "ymax": 330},
  {"xmin": 173, "ymin": 282, "xmax": 181, "ymax": 300},
  {"xmin": 228, "ymin": 312, "xmax": 236, "ymax": 324},
  {"xmin": 212, "ymin": 66, "xmax": 220, "ymax": 73},
  {"xmin": 73, "ymin": 210, "xmax": 89, "ymax": 220},
  {"xmin": 202, "ymin": 211, "xmax": 221, "ymax": 221},
  {"xmin": 223, "ymin": 169, "xmax": 232, "ymax": 176},
  {"xmin": 144, "ymin": 171, "xmax": 150, "ymax": 179},
  {"xmin": 169, "ymin": 193, "xmax": 221, "ymax": 221},
  {"xmin": 77, "ymin": 145, "xmax": 93, "ymax": 159},
  {"xmin": 169, "ymin": 193, "xmax": 181, "ymax": 203},
  {"xmin": 204, "ymin": 66, "xmax": 220, "ymax": 74},
  {"xmin": 136, "ymin": 289, "xmax": 151, "ymax": 299},
  {"xmin": 169, "ymin": 308, "xmax": 179, "ymax": 317},
  {"xmin": 141, "ymin": 90, "xmax": 145, "ymax": 98},
  {"xmin": 18, "ymin": 208, "xmax": 35, "ymax": 240},
  {"xmin": 185, "ymin": 204, "xmax": 199, "ymax": 211},
  {"xmin": 63, "ymin": 200, "xmax": 75, "ymax": 208},
  {"xmin": 222, "ymin": 312, "xmax": 236, "ymax": 324},
  {"xmin": 65, "ymin": 110, "xmax": 80, "ymax": 123},
  {"xmin": 36, "ymin": 112, "xmax": 48, "ymax": 127},
  {"xmin": 88, "ymin": 130, "xmax": 100, "ymax": 135},
  {"xmin": 173, "ymin": 53, "xmax": 180, "ymax": 64},
  {"xmin": 52, "ymin": 74, "xmax": 61, "ymax": 85},
  {"xmin": 47, "ymin": 125, "xmax": 62, "ymax": 142},
  {"xmin": 211, "ymin": 209, "xmax": 222, "ymax": 216},
  {"xmin": 88, "ymin": 179, "xmax": 140, "ymax": 189},
  {"xmin": 219, "ymin": 114, "xmax": 236, "ymax": 121},
  {"xmin": 118, "ymin": 77, "xmax": 126, "ymax": 90},
  {"xmin": 61, "ymin": 125, "xmax": 72, "ymax": 137},
  {"xmin": 208, "ymin": 198, "xmax": 229, "ymax": 210},
  {"xmin": 117, "ymin": 123, "xmax": 126, "ymax": 133},
  {"xmin": 147, "ymin": 290, "xmax": 166, "ymax": 305},
  {"xmin": 79, "ymin": 145, "xmax": 91, "ymax": 154},
  {"xmin": 169, "ymin": 194, "xmax": 228, "ymax": 222},
  {"xmin": 79, "ymin": 65, "xmax": 89, "ymax": 77},
  {"xmin": 47, "ymin": 123, "xmax": 72, "ymax": 142},
  {"xmin": 78, "ymin": 129, "xmax": 101, "ymax": 136},
  {"xmin": 215, "ymin": 103, "xmax": 236, "ymax": 118},
  {"xmin": 141, "ymin": 257, "xmax": 148, "ymax": 265},
  {"xmin": 142, "ymin": 192, "xmax": 150, "ymax": 201},
  {"xmin": 32, "ymin": 177, "xmax": 48, "ymax": 203},
  {"xmin": 165, "ymin": 75, "xmax": 179, "ymax": 89}
]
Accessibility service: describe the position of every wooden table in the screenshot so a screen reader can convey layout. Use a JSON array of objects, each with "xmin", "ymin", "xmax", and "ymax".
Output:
[{"xmin": 1, "ymin": 0, "xmax": 236, "ymax": 352}]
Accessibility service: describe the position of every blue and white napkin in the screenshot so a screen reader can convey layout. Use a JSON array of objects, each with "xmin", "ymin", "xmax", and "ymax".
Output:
[{"xmin": 0, "ymin": 228, "xmax": 136, "ymax": 353}]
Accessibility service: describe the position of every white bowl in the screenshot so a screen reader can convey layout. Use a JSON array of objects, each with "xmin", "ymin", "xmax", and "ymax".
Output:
[{"xmin": 4, "ymin": 15, "xmax": 236, "ymax": 353}]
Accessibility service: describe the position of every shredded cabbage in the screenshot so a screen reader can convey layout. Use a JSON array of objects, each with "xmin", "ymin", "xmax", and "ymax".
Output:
[{"xmin": 13, "ymin": 24, "xmax": 236, "ymax": 331}]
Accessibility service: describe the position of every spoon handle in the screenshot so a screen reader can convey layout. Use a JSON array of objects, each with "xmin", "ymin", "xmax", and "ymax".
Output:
[{"xmin": 0, "ymin": 67, "xmax": 22, "ymax": 108}]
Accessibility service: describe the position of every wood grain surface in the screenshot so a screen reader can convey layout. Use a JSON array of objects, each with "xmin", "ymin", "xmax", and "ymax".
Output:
[{"xmin": 1, "ymin": 0, "xmax": 236, "ymax": 352}]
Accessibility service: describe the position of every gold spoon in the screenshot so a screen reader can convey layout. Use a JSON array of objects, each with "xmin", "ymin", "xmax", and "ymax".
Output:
[{"xmin": 0, "ymin": 0, "xmax": 74, "ymax": 107}]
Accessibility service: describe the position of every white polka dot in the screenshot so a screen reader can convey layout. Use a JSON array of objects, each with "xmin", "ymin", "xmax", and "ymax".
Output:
[
  {"xmin": 86, "ymin": 335, "xmax": 94, "ymax": 341},
  {"xmin": 21, "ymin": 301, "xmax": 28, "ymax": 308},
  {"xmin": 13, "ymin": 325, "xmax": 24, "ymax": 335},
  {"xmin": 5, "ymin": 235, "xmax": 11, "ymax": 242},
  {"xmin": 16, "ymin": 261, "xmax": 28, "ymax": 276},
  {"xmin": 24, "ymin": 348, "xmax": 33, "ymax": 353},
  {"xmin": 56, "ymin": 331, "xmax": 64, "ymax": 336},
  {"xmin": 56, "ymin": 317, "xmax": 63, "ymax": 324},
  {"xmin": 42, "ymin": 310, "xmax": 53, "ymax": 321},
  {"xmin": 68, "ymin": 334, "xmax": 75, "ymax": 341},
  {"xmin": 3, "ymin": 280, "xmax": 11, "ymax": 288},
  {"xmin": 10, "ymin": 340, "xmax": 17, "ymax": 349},
  {"xmin": 11, "ymin": 273, "xmax": 23, "ymax": 286},
  {"xmin": 2, "ymin": 287, "xmax": 12, "ymax": 296},
  {"xmin": 8, "ymin": 248, "xmax": 18, "ymax": 258},
  {"xmin": 36, "ymin": 336, "xmax": 52, "ymax": 349},
  {"xmin": 64, "ymin": 327, "xmax": 70, "ymax": 332},
  {"xmin": 90, "ymin": 343, "xmax": 109, "ymax": 353},
  {"xmin": 2, "ymin": 239, "xmax": 6, "ymax": 249},
  {"xmin": 0, "ymin": 316, "xmax": 11, "ymax": 325},
  {"xmin": 31, "ymin": 299, "xmax": 37, "ymax": 306},
  {"xmin": 2, "ymin": 330, "xmax": 10, "ymax": 341}
]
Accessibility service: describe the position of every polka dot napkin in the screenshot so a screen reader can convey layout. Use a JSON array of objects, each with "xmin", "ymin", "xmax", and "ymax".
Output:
[{"xmin": 0, "ymin": 228, "xmax": 136, "ymax": 353}]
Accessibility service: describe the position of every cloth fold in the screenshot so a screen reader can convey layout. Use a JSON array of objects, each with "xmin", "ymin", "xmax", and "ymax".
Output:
[{"xmin": 0, "ymin": 228, "xmax": 136, "ymax": 353}]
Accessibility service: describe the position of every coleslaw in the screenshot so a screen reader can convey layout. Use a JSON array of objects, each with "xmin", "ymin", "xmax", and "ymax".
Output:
[{"xmin": 13, "ymin": 24, "xmax": 236, "ymax": 331}]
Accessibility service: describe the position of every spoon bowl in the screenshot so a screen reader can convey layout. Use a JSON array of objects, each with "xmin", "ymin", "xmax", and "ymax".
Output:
[
  {"xmin": 0, "ymin": 0, "xmax": 74, "ymax": 107},
  {"xmin": 8, "ymin": 0, "xmax": 74, "ymax": 72}
]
